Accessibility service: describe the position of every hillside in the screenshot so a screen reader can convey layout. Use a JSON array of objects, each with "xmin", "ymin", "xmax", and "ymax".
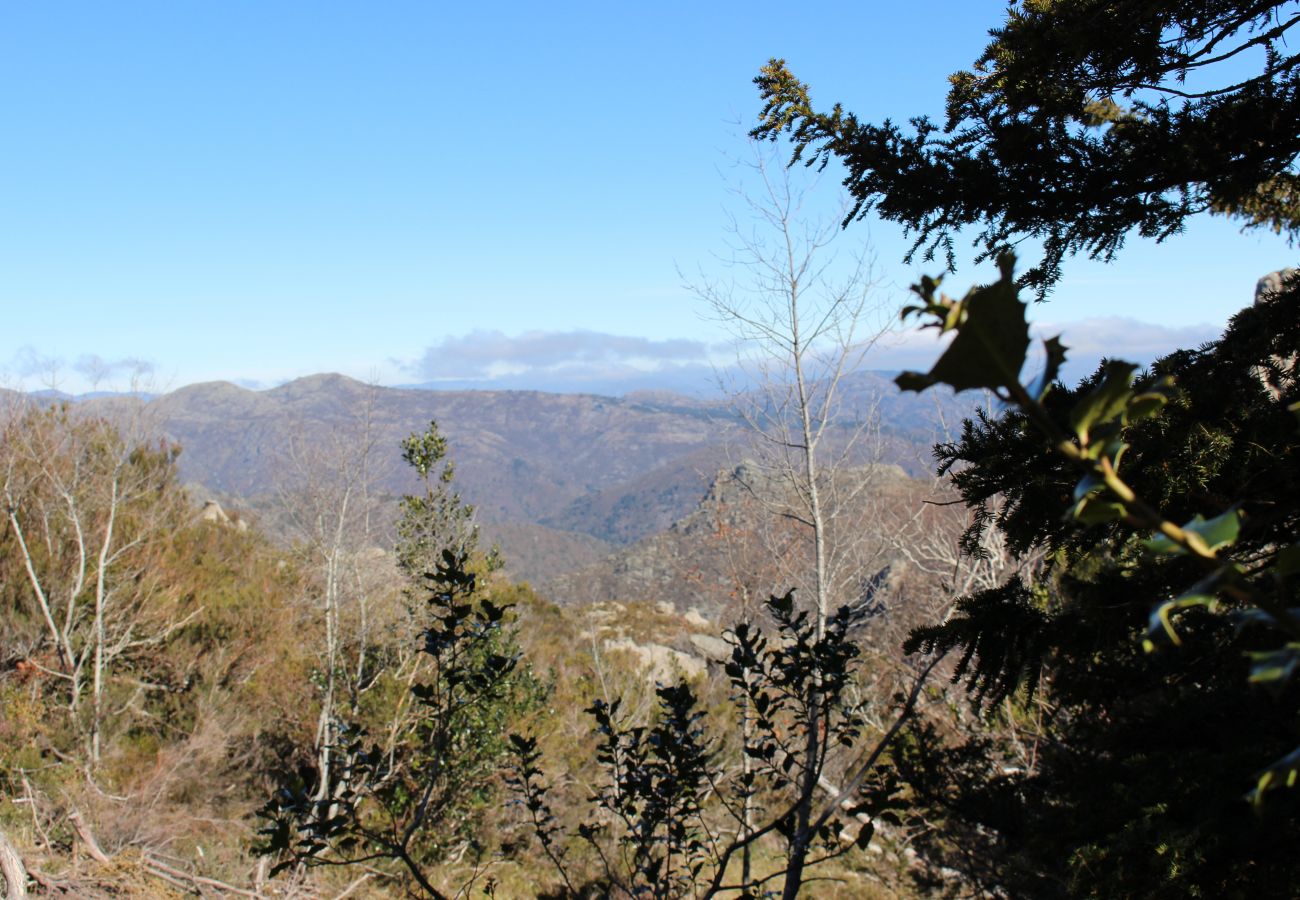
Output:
[
  {"xmin": 545, "ymin": 460, "xmax": 928, "ymax": 614},
  {"xmin": 62, "ymin": 373, "xmax": 973, "ymax": 586},
  {"xmin": 88, "ymin": 376, "xmax": 745, "ymax": 543}
]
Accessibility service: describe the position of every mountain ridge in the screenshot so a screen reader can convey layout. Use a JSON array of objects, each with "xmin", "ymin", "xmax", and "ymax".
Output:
[{"xmin": 10, "ymin": 371, "xmax": 975, "ymax": 586}]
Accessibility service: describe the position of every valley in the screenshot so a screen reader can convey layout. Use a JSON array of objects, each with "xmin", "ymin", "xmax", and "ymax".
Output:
[{"xmin": 65, "ymin": 372, "xmax": 971, "ymax": 593}]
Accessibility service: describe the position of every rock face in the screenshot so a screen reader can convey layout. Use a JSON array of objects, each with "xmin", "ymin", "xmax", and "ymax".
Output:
[
  {"xmin": 683, "ymin": 608, "xmax": 710, "ymax": 629},
  {"xmin": 199, "ymin": 500, "xmax": 231, "ymax": 525},
  {"xmin": 1253, "ymin": 269, "xmax": 1298, "ymax": 401},
  {"xmin": 198, "ymin": 499, "xmax": 248, "ymax": 531},
  {"xmin": 1255, "ymin": 268, "xmax": 1298, "ymax": 303},
  {"xmin": 602, "ymin": 637, "xmax": 706, "ymax": 682},
  {"xmin": 547, "ymin": 461, "xmax": 918, "ymax": 614},
  {"xmin": 687, "ymin": 633, "xmax": 731, "ymax": 662},
  {"xmin": 575, "ymin": 600, "xmax": 723, "ymax": 686}
]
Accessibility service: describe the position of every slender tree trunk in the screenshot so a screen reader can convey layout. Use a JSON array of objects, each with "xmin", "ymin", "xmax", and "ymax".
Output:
[
  {"xmin": 740, "ymin": 684, "xmax": 754, "ymax": 890},
  {"xmin": 692, "ymin": 139, "xmax": 890, "ymax": 897},
  {"xmin": 789, "ymin": 282, "xmax": 829, "ymax": 639},
  {"xmin": 313, "ymin": 487, "xmax": 351, "ymax": 821},
  {"xmin": 7, "ymin": 511, "xmax": 76, "ymax": 678},
  {"xmin": 783, "ymin": 699, "xmax": 821, "ymax": 900},
  {"xmin": 0, "ymin": 827, "xmax": 28, "ymax": 900},
  {"xmin": 785, "ymin": 258, "xmax": 830, "ymax": 900},
  {"xmin": 91, "ymin": 477, "xmax": 120, "ymax": 765}
]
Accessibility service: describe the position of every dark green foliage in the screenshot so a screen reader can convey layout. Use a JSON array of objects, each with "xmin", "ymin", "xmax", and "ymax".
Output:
[
  {"xmin": 505, "ymin": 734, "xmax": 580, "ymax": 897},
  {"xmin": 397, "ymin": 421, "xmax": 486, "ymax": 578},
  {"xmin": 752, "ymin": 1, "xmax": 1300, "ymax": 295},
  {"xmin": 580, "ymin": 684, "xmax": 714, "ymax": 898},
  {"xmin": 258, "ymin": 549, "xmax": 542, "ymax": 896},
  {"xmin": 258, "ymin": 426, "xmax": 541, "ymax": 897},
  {"xmin": 938, "ymin": 292, "xmax": 1299, "ymax": 562},
  {"xmin": 887, "ymin": 267, "xmax": 1300, "ymax": 895},
  {"xmin": 895, "ymin": 257, "xmax": 1031, "ymax": 393},
  {"xmin": 905, "ymin": 579, "xmax": 1049, "ymax": 708},
  {"xmin": 508, "ymin": 589, "xmax": 913, "ymax": 898},
  {"xmin": 725, "ymin": 592, "xmax": 867, "ymax": 779},
  {"xmin": 753, "ymin": 4, "xmax": 1300, "ymax": 889}
]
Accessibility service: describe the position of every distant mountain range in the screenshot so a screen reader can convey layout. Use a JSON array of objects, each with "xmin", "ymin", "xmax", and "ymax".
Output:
[{"xmin": 6, "ymin": 372, "xmax": 978, "ymax": 588}]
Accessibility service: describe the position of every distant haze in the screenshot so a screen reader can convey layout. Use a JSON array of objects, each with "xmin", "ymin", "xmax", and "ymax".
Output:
[{"xmin": 7, "ymin": 313, "xmax": 1227, "ymax": 401}]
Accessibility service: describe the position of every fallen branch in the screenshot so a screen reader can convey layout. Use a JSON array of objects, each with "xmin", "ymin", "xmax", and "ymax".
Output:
[
  {"xmin": 19, "ymin": 867, "xmax": 61, "ymax": 895},
  {"xmin": 143, "ymin": 854, "xmax": 264, "ymax": 898},
  {"xmin": 330, "ymin": 873, "xmax": 374, "ymax": 900},
  {"xmin": 142, "ymin": 865, "xmax": 193, "ymax": 894},
  {"xmin": 67, "ymin": 811, "xmax": 263, "ymax": 898},
  {"xmin": 66, "ymin": 812, "xmax": 110, "ymax": 865}
]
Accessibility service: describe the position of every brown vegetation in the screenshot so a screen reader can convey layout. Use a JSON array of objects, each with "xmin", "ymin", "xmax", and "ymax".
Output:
[{"xmin": 0, "ymin": 395, "xmax": 988, "ymax": 898}]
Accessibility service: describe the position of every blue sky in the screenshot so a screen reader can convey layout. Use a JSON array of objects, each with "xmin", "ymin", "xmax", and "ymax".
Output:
[{"xmin": 2, "ymin": 2, "xmax": 1294, "ymax": 395}]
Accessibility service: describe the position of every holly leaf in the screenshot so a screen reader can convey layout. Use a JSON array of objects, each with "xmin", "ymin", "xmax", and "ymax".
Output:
[
  {"xmin": 1073, "ymin": 494, "xmax": 1126, "ymax": 525},
  {"xmin": 1232, "ymin": 607, "xmax": 1300, "ymax": 631},
  {"xmin": 1070, "ymin": 361, "xmax": 1138, "ymax": 443},
  {"xmin": 854, "ymin": 819, "xmax": 875, "ymax": 849},
  {"xmin": 1250, "ymin": 745, "xmax": 1300, "ymax": 808},
  {"xmin": 1124, "ymin": 376, "xmax": 1175, "ymax": 424},
  {"xmin": 1144, "ymin": 592, "xmax": 1219, "ymax": 651},
  {"xmin": 1145, "ymin": 509, "xmax": 1241, "ymax": 557},
  {"xmin": 1248, "ymin": 644, "xmax": 1300, "ymax": 684},
  {"xmin": 1072, "ymin": 473, "xmax": 1104, "ymax": 503},
  {"xmin": 896, "ymin": 255, "xmax": 1030, "ymax": 394}
]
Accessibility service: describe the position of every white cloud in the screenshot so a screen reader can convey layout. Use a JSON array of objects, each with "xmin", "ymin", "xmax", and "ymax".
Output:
[
  {"xmin": 862, "ymin": 316, "xmax": 1222, "ymax": 384},
  {"xmin": 73, "ymin": 353, "xmax": 155, "ymax": 386},
  {"xmin": 1036, "ymin": 317, "xmax": 1220, "ymax": 363},
  {"xmin": 396, "ymin": 317, "xmax": 1224, "ymax": 397},
  {"xmin": 405, "ymin": 329, "xmax": 716, "ymax": 381},
  {"xmin": 3, "ymin": 347, "xmax": 156, "ymax": 395}
]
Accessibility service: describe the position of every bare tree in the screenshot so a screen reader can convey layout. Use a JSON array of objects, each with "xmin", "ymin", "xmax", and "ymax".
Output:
[
  {"xmin": 688, "ymin": 141, "xmax": 898, "ymax": 898},
  {"xmin": 692, "ymin": 142, "xmax": 895, "ymax": 632},
  {"xmin": 274, "ymin": 388, "xmax": 402, "ymax": 819},
  {"xmin": 1, "ymin": 401, "xmax": 191, "ymax": 764}
]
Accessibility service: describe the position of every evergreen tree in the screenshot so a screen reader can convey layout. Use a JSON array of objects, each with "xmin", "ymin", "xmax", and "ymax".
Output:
[
  {"xmin": 899, "ymin": 277, "xmax": 1300, "ymax": 896},
  {"xmin": 259, "ymin": 423, "xmax": 540, "ymax": 897},
  {"xmin": 753, "ymin": 0, "xmax": 1300, "ymax": 295},
  {"xmin": 751, "ymin": 2, "xmax": 1300, "ymax": 893},
  {"xmin": 396, "ymin": 421, "xmax": 486, "ymax": 578}
]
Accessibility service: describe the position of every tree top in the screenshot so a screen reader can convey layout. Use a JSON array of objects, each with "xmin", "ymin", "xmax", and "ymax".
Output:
[{"xmin": 753, "ymin": 0, "xmax": 1300, "ymax": 297}]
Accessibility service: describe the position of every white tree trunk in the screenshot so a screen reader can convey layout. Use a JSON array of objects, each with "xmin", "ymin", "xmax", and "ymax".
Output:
[
  {"xmin": 0, "ymin": 828, "xmax": 27, "ymax": 900},
  {"xmin": 91, "ymin": 477, "xmax": 120, "ymax": 764}
]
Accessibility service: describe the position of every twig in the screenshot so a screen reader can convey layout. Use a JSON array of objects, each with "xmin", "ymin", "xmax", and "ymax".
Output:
[
  {"xmin": 20, "ymin": 866, "xmax": 61, "ymax": 895},
  {"xmin": 143, "ymin": 865, "xmax": 195, "ymax": 894},
  {"xmin": 808, "ymin": 652, "xmax": 945, "ymax": 839},
  {"xmin": 329, "ymin": 873, "xmax": 374, "ymax": 900},
  {"xmin": 18, "ymin": 775, "xmax": 52, "ymax": 852},
  {"xmin": 144, "ymin": 854, "xmax": 264, "ymax": 898}
]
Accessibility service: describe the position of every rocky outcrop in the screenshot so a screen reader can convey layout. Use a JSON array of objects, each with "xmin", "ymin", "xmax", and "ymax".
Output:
[
  {"xmin": 548, "ymin": 461, "xmax": 918, "ymax": 614},
  {"xmin": 1255, "ymin": 268, "xmax": 1298, "ymax": 303},
  {"xmin": 199, "ymin": 500, "xmax": 230, "ymax": 525},
  {"xmin": 1253, "ymin": 268, "xmax": 1297, "ymax": 401},
  {"xmin": 602, "ymin": 637, "xmax": 706, "ymax": 682},
  {"xmin": 687, "ymin": 633, "xmax": 731, "ymax": 662},
  {"xmin": 198, "ymin": 499, "xmax": 247, "ymax": 531}
]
